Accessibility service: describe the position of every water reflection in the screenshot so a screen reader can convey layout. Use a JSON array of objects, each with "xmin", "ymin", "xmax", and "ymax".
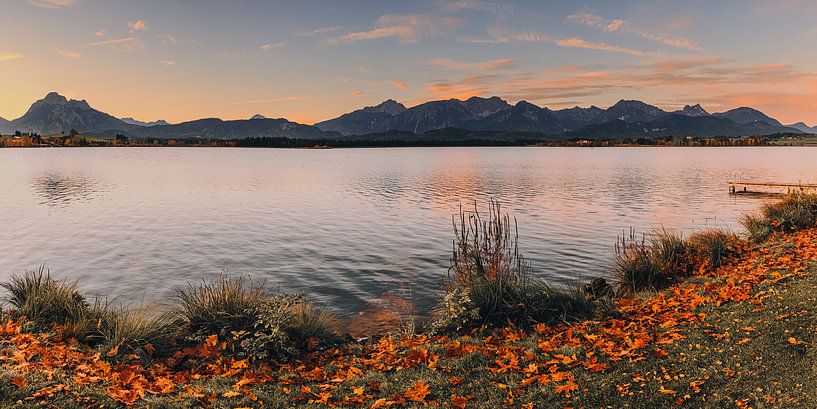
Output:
[
  {"xmin": 31, "ymin": 173, "xmax": 104, "ymax": 207},
  {"xmin": 2, "ymin": 147, "xmax": 816, "ymax": 315}
]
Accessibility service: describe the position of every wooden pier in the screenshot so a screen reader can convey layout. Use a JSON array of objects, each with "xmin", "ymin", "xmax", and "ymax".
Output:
[{"xmin": 728, "ymin": 181, "xmax": 817, "ymax": 195}]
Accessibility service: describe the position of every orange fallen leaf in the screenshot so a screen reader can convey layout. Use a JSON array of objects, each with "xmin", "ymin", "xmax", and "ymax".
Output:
[
  {"xmin": 405, "ymin": 380, "xmax": 430, "ymax": 403},
  {"xmin": 11, "ymin": 376, "xmax": 27, "ymax": 389},
  {"xmin": 658, "ymin": 385, "xmax": 676, "ymax": 395},
  {"xmin": 788, "ymin": 337, "xmax": 802, "ymax": 345}
]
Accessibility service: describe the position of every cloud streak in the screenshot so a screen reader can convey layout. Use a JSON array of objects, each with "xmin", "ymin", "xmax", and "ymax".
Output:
[
  {"xmin": 567, "ymin": 12, "xmax": 704, "ymax": 52},
  {"xmin": 56, "ymin": 49, "xmax": 82, "ymax": 58},
  {"xmin": 0, "ymin": 52, "xmax": 24, "ymax": 61},
  {"xmin": 427, "ymin": 58, "xmax": 515, "ymax": 71},
  {"xmin": 87, "ymin": 37, "xmax": 144, "ymax": 52},
  {"xmin": 28, "ymin": 0, "xmax": 76, "ymax": 9},
  {"xmin": 326, "ymin": 15, "xmax": 461, "ymax": 44},
  {"xmin": 259, "ymin": 42, "xmax": 286, "ymax": 50},
  {"xmin": 297, "ymin": 26, "xmax": 343, "ymax": 37},
  {"xmin": 555, "ymin": 38, "xmax": 657, "ymax": 57}
]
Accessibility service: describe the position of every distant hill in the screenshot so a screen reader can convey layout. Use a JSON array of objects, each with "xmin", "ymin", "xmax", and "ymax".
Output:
[
  {"xmin": 566, "ymin": 114, "xmax": 799, "ymax": 139},
  {"xmin": 786, "ymin": 122, "xmax": 817, "ymax": 134},
  {"xmin": 98, "ymin": 117, "xmax": 335, "ymax": 140},
  {"xmin": 120, "ymin": 117, "xmax": 171, "ymax": 127},
  {"xmin": 316, "ymin": 96, "xmax": 510, "ymax": 135},
  {"xmin": 713, "ymin": 107, "xmax": 784, "ymax": 127},
  {"xmin": 0, "ymin": 92, "xmax": 809, "ymax": 140}
]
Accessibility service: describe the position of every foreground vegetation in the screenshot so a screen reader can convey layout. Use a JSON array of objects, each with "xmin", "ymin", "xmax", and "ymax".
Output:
[{"xmin": 1, "ymin": 194, "xmax": 816, "ymax": 408}]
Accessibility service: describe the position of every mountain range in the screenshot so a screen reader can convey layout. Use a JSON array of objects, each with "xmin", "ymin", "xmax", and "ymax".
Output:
[{"xmin": 1, "ymin": 92, "xmax": 813, "ymax": 140}]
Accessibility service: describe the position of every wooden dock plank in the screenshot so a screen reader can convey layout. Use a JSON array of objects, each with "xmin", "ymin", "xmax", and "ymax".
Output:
[{"xmin": 728, "ymin": 181, "xmax": 817, "ymax": 194}]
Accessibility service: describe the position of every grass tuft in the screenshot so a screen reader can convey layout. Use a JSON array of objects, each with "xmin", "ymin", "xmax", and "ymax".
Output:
[
  {"xmin": 1, "ymin": 266, "xmax": 90, "ymax": 333},
  {"xmin": 174, "ymin": 274, "xmax": 266, "ymax": 340},
  {"xmin": 686, "ymin": 230, "xmax": 738, "ymax": 269},
  {"xmin": 440, "ymin": 201, "xmax": 600, "ymax": 329},
  {"xmin": 284, "ymin": 301, "xmax": 339, "ymax": 349},
  {"xmin": 102, "ymin": 306, "xmax": 177, "ymax": 358},
  {"xmin": 613, "ymin": 229, "xmax": 665, "ymax": 295},
  {"xmin": 742, "ymin": 193, "xmax": 817, "ymax": 242}
]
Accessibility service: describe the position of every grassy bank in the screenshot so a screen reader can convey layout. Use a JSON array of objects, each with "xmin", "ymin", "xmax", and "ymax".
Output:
[{"xmin": 1, "ymin": 195, "xmax": 816, "ymax": 408}]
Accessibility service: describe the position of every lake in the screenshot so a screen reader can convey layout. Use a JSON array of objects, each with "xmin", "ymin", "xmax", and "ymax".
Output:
[{"xmin": 1, "ymin": 147, "xmax": 815, "ymax": 315}]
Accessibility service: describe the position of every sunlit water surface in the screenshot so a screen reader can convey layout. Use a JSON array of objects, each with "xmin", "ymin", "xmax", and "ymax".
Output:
[{"xmin": 1, "ymin": 147, "xmax": 816, "ymax": 315}]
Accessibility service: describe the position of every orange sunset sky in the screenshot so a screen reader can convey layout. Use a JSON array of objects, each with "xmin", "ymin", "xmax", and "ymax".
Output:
[{"xmin": 1, "ymin": 0, "xmax": 816, "ymax": 125}]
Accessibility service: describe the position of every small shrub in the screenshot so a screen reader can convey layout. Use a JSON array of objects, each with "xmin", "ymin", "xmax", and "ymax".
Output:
[
  {"xmin": 439, "ymin": 201, "xmax": 600, "ymax": 329},
  {"xmin": 687, "ymin": 230, "xmax": 738, "ymax": 269},
  {"xmin": 429, "ymin": 287, "xmax": 481, "ymax": 333},
  {"xmin": 175, "ymin": 275, "xmax": 267, "ymax": 342},
  {"xmin": 650, "ymin": 229, "xmax": 690, "ymax": 276},
  {"xmin": 528, "ymin": 285, "xmax": 604, "ymax": 324},
  {"xmin": 102, "ymin": 306, "xmax": 176, "ymax": 358},
  {"xmin": 1, "ymin": 267, "xmax": 90, "ymax": 332},
  {"xmin": 175, "ymin": 275, "xmax": 305, "ymax": 361},
  {"xmin": 284, "ymin": 301, "xmax": 339, "ymax": 349},
  {"xmin": 238, "ymin": 294, "xmax": 301, "ymax": 361},
  {"xmin": 741, "ymin": 193, "xmax": 817, "ymax": 242},
  {"xmin": 613, "ymin": 229, "xmax": 666, "ymax": 295}
]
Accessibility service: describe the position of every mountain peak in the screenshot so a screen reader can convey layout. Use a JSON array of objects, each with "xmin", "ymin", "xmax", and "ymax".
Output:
[
  {"xmin": 714, "ymin": 107, "xmax": 783, "ymax": 127},
  {"xmin": 674, "ymin": 104, "xmax": 709, "ymax": 117},
  {"xmin": 39, "ymin": 92, "xmax": 69, "ymax": 105},
  {"xmin": 361, "ymin": 99, "xmax": 407, "ymax": 115}
]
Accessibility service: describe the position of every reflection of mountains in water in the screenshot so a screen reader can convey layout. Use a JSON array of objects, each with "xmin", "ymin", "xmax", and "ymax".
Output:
[{"xmin": 31, "ymin": 173, "xmax": 105, "ymax": 207}]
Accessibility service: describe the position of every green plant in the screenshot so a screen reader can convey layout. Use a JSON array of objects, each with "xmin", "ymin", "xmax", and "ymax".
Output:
[
  {"xmin": 284, "ymin": 301, "xmax": 339, "ymax": 349},
  {"xmin": 687, "ymin": 230, "xmax": 738, "ymax": 269},
  {"xmin": 650, "ymin": 229, "xmax": 690, "ymax": 277},
  {"xmin": 429, "ymin": 287, "xmax": 481, "ymax": 334},
  {"xmin": 175, "ymin": 275, "xmax": 267, "ymax": 342},
  {"xmin": 102, "ymin": 306, "xmax": 176, "ymax": 358},
  {"xmin": 175, "ymin": 275, "xmax": 309, "ymax": 361},
  {"xmin": 441, "ymin": 201, "xmax": 600, "ymax": 328},
  {"xmin": 742, "ymin": 193, "xmax": 817, "ymax": 242},
  {"xmin": 238, "ymin": 294, "xmax": 302, "ymax": 361},
  {"xmin": 1, "ymin": 266, "xmax": 90, "ymax": 333},
  {"xmin": 613, "ymin": 229, "xmax": 666, "ymax": 295}
]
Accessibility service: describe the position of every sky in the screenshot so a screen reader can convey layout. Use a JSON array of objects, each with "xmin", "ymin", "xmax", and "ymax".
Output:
[{"xmin": 1, "ymin": 0, "xmax": 817, "ymax": 125}]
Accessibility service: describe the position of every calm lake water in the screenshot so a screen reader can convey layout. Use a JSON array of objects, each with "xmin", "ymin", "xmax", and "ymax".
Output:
[{"xmin": 1, "ymin": 147, "xmax": 815, "ymax": 315}]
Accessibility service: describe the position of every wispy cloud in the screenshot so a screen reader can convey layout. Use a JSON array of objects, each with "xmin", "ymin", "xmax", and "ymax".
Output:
[
  {"xmin": 157, "ymin": 34, "xmax": 177, "ymax": 44},
  {"xmin": 228, "ymin": 96, "xmax": 307, "ymax": 105},
  {"xmin": 56, "ymin": 49, "xmax": 82, "ymax": 58},
  {"xmin": 0, "ymin": 52, "xmax": 24, "ymax": 61},
  {"xmin": 28, "ymin": 0, "xmax": 76, "ymax": 9},
  {"xmin": 326, "ymin": 14, "xmax": 461, "ymax": 44},
  {"xmin": 127, "ymin": 20, "xmax": 148, "ymax": 32},
  {"xmin": 555, "ymin": 38, "xmax": 657, "ymax": 57},
  {"xmin": 391, "ymin": 81, "xmax": 409, "ymax": 89},
  {"xmin": 94, "ymin": 30, "xmax": 106, "ymax": 37},
  {"xmin": 87, "ymin": 37, "xmax": 144, "ymax": 52},
  {"xmin": 427, "ymin": 58, "xmax": 514, "ymax": 71},
  {"xmin": 297, "ymin": 26, "xmax": 343, "ymax": 37},
  {"xmin": 459, "ymin": 27, "xmax": 549, "ymax": 44},
  {"xmin": 259, "ymin": 42, "xmax": 286, "ymax": 50},
  {"xmin": 566, "ymin": 12, "xmax": 704, "ymax": 52},
  {"xmin": 422, "ymin": 56, "xmax": 817, "ymax": 123},
  {"xmin": 445, "ymin": 1, "xmax": 515, "ymax": 14},
  {"xmin": 161, "ymin": 59, "xmax": 175, "ymax": 67}
]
